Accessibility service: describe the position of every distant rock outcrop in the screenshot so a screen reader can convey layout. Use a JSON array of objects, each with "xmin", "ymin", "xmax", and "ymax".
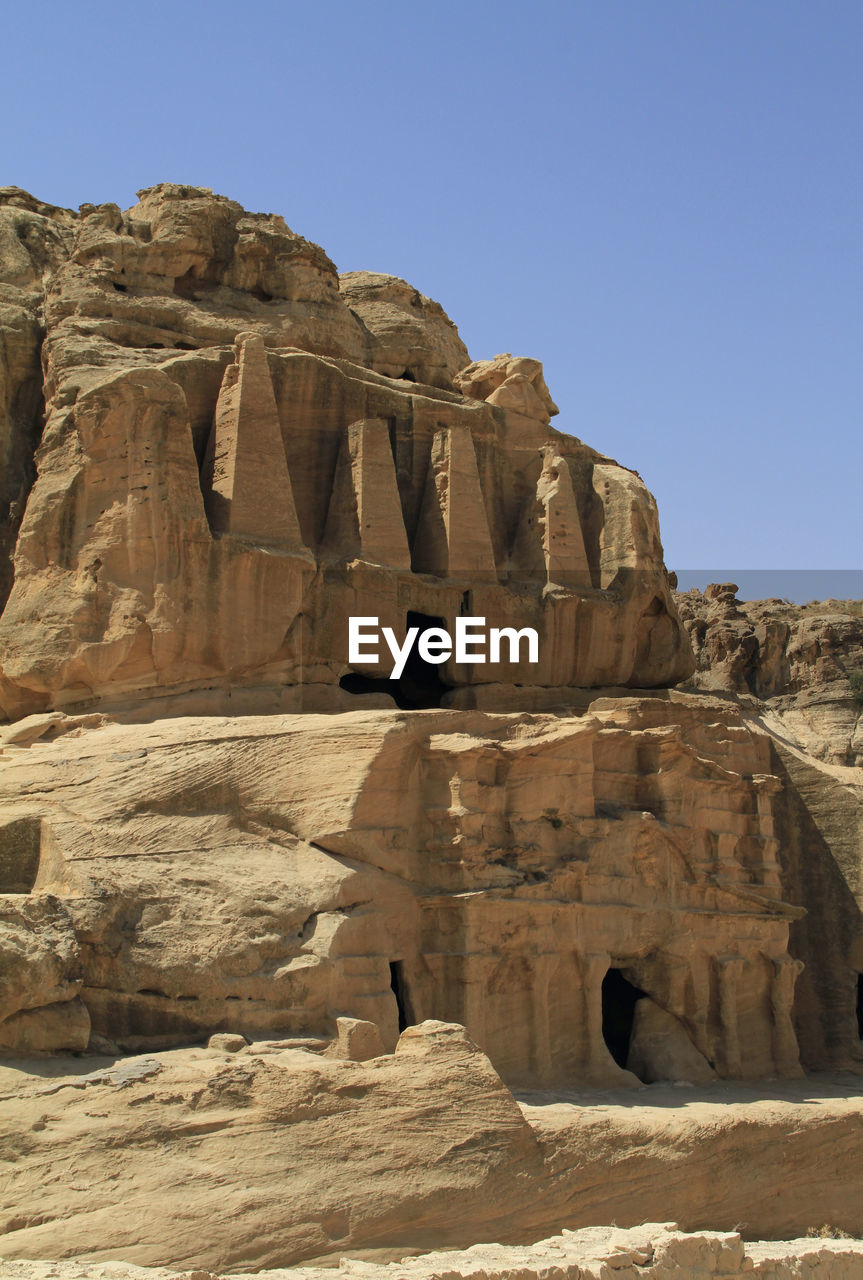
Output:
[{"xmin": 676, "ymin": 584, "xmax": 863, "ymax": 766}]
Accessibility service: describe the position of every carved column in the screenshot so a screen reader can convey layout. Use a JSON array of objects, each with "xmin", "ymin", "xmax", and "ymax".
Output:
[
  {"xmin": 687, "ymin": 953, "xmax": 713, "ymax": 1062},
  {"xmin": 531, "ymin": 952, "xmax": 555, "ymax": 1086},
  {"xmin": 715, "ymin": 955, "xmax": 744, "ymax": 1078},
  {"xmin": 581, "ymin": 952, "xmax": 611, "ymax": 1080},
  {"xmin": 770, "ymin": 955, "xmax": 804, "ymax": 1077}
]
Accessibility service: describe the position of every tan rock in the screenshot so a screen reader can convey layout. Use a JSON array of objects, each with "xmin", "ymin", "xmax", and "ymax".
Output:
[
  {"xmin": 0, "ymin": 697, "xmax": 807, "ymax": 1083},
  {"xmin": 0, "ymin": 995, "xmax": 89, "ymax": 1054},
  {"xmin": 454, "ymin": 353, "xmax": 559, "ymax": 424},
  {"xmin": 676, "ymin": 587, "xmax": 863, "ymax": 766},
  {"xmin": 321, "ymin": 419, "xmax": 410, "ymax": 569},
  {"xmin": 626, "ymin": 997, "xmax": 717, "ymax": 1084},
  {"xmin": 511, "ymin": 445, "xmax": 592, "ymax": 588},
  {"xmin": 2, "ymin": 1038, "xmax": 863, "ymax": 1269},
  {"xmin": 0, "ymin": 185, "xmax": 694, "ymax": 720},
  {"xmin": 0, "ymin": 191, "xmax": 76, "ymax": 615},
  {"xmin": 1, "ymin": 183, "xmax": 863, "ymax": 1279},
  {"xmin": 201, "ymin": 332, "xmax": 304, "ymax": 548},
  {"xmin": 9, "ymin": 1228, "xmax": 863, "ymax": 1280},
  {"xmin": 207, "ymin": 1032, "xmax": 248, "ymax": 1053},
  {"xmin": 413, "ymin": 425, "xmax": 497, "ymax": 576},
  {"xmin": 339, "ymin": 271, "xmax": 470, "ymax": 389},
  {"xmin": 325, "ymin": 1016, "xmax": 386, "ymax": 1062}
]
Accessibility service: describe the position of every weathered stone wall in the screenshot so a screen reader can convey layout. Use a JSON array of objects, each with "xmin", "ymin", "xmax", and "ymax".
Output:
[
  {"xmin": 0, "ymin": 697, "xmax": 804, "ymax": 1084},
  {"xmin": 0, "ymin": 184, "xmax": 693, "ymax": 721}
]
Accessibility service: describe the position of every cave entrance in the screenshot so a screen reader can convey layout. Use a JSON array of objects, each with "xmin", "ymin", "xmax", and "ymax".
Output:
[
  {"xmin": 339, "ymin": 611, "xmax": 452, "ymax": 710},
  {"xmin": 389, "ymin": 960, "xmax": 415, "ymax": 1032},
  {"xmin": 398, "ymin": 612, "xmax": 452, "ymax": 709},
  {"xmin": 601, "ymin": 968, "xmax": 647, "ymax": 1069},
  {"xmin": 856, "ymin": 975, "xmax": 863, "ymax": 1040}
]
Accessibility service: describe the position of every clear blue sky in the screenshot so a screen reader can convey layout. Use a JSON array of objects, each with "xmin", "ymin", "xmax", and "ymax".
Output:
[{"xmin": 4, "ymin": 0, "xmax": 861, "ymax": 589}]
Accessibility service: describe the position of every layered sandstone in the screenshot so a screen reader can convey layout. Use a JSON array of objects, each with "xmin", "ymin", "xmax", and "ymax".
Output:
[
  {"xmin": 0, "ymin": 698, "xmax": 809, "ymax": 1083},
  {"xmin": 8, "ymin": 1230, "xmax": 863, "ymax": 1280},
  {"xmin": 2, "ymin": 1027, "xmax": 863, "ymax": 1270},
  {"xmin": 2, "ymin": 185, "xmax": 863, "ymax": 1276},
  {"xmin": 0, "ymin": 183, "xmax": 692, "ymax": 722},
  {"xmin": 675, "ymin": 584, "xmax": 863, "ymax": 1069},
  {"xmin": 677, "ymin": 584, "xmax": 863, "ymax": 765}
]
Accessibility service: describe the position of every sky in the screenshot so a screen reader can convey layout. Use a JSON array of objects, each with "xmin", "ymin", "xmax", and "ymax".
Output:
[{"xmin": 3, "ymin": 0, "xmax": 860, "ymax": 598}]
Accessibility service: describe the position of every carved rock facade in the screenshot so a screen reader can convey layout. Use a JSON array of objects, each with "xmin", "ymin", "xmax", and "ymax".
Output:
[
  {"xmin": 4, "ymin": 185, "xmax": 862, "ymax": 1090},
  {"xmin": 0, "ymin": 183, "xmax": 692, "ymax": 721},
  {"xmin": 0, "ymin": 695, "xmax": 806, "ymax": 1085}
]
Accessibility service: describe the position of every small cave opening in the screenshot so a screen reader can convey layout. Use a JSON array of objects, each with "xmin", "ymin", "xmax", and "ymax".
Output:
[
  {"xmin": 857, "ymin": 975, "xmax": 863, "ymax": 1040},
  {"xmin": 339, "ymin": 611, "xmax": 453, "ymax": 710},
  {"xmin": 173, "ymin": 268, "xmax": 201, "ymax": 300},
  {"xmin": 389, "ymin": 960, "xmax": 415, "ymax": 1032},
  {"xmin": 601, "ymin": 968, "xmax": 647, "ymax": 1070},
  {"xmin": 398, "ymin": 369, "xmax": 416, "ymax": 382}
]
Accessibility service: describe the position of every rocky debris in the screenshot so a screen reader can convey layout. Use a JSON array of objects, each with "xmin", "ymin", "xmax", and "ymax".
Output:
[
  {"xmin": 626, "ymin": 997, "xmax": 718, "ymax": 1085},
  {"xmin": 676, "ymin": 585, "xmax": 863, "ymax": 765},
  {"xmin": 206, "ymin": 1033, "xmax": 248, "ymax": 1053},
  {"xmin": 29, "ymin": 1054, "xmax": 163, "ymax": 1096},
  {"xmin": 6, "ymin": 1228, "xmax": 863, "ymax": 1278},
  {"xmin": 325, "ymin": 1017, "xmax": 386, "ymax": 1062}
]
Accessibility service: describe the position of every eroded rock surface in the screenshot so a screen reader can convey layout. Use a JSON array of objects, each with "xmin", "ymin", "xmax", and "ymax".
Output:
[
  {"xmin": 0, "ymin": 183, "xmax": 692, "ymax": 721},
  {"xmin": 2, "ymin": 186, "xmax": 863, "ymax": 1277},
  {"xmin": 1, "ymin": 1034, "xmax": 863, "ymax": 1270},
  {"xmin": 677, "ymin": 585, "xmax": 863, "ymax": 765},
  {"xmin": 7, "ymin": 1229, "xmax": 863, "ymax": 1279},
  {"xmin": 0, "ymin": 699, "xmax": 810, "ymax": 1082}
]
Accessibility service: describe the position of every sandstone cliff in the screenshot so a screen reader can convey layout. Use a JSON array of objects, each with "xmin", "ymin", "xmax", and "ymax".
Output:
[
  {"xmin": 2, "ymin": 187, "xmax": 863, "ymax": 1276},
  {"xmin": 675, "ymin": 584, "xmax": 863, "ymax": 1069},
  {"xmin": 677, "ymin": 584, "xmax": 863, "ymax": 766},
  {"xmin": 0, "ymin": 698, "xmax": 807, "ymax": 1083},
  {"xmin": 0, "ymin": 183, "xmax": 693, "ymax": 722}
]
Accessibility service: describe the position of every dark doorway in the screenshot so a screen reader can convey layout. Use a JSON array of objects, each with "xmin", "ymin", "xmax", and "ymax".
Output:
[
  {"xmin": 389, "ymin": 960, "xmax": 415, "ymax": 1032},
  {"xmin": 398, "ymin": 612, "xmax": 452, "ymax": 708},
  {"xmin": 601, "ymin": 968, "xmax": 647, "ymax": 1069},
  {"xmin": 857, "ymin": 975, "xmax": 863, "ymax": 1040},
  {"xmin": 339, "ymin": 612, "xmax": 452, "ymax": 710}
]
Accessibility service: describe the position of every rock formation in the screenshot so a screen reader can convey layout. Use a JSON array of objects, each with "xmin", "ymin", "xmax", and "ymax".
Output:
[
  {"xmin": 0, "ymin": 182, "xmax": 692, "ymax": 722},
  {"xmin": 0, "ymin": 697, "xmax": 808, "ymax": 1084},
  {"xmin": 8, "ymin": 1229, "xmax": 863, "ymax": 1280},
  {"xmin": 2, "ymin": 1024, "xmax": 863, "ymax": 1269},
  {"xmin": 677, "ymin": 584, "xmax": 863, "ymax": 765},
  {"xmin": 675, "ymin": 584, "xmax": 863, "ymax": 1070},
  {"xmin": 1, "ymin": 186, "xmax": 863, "ymax": 1274}
]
